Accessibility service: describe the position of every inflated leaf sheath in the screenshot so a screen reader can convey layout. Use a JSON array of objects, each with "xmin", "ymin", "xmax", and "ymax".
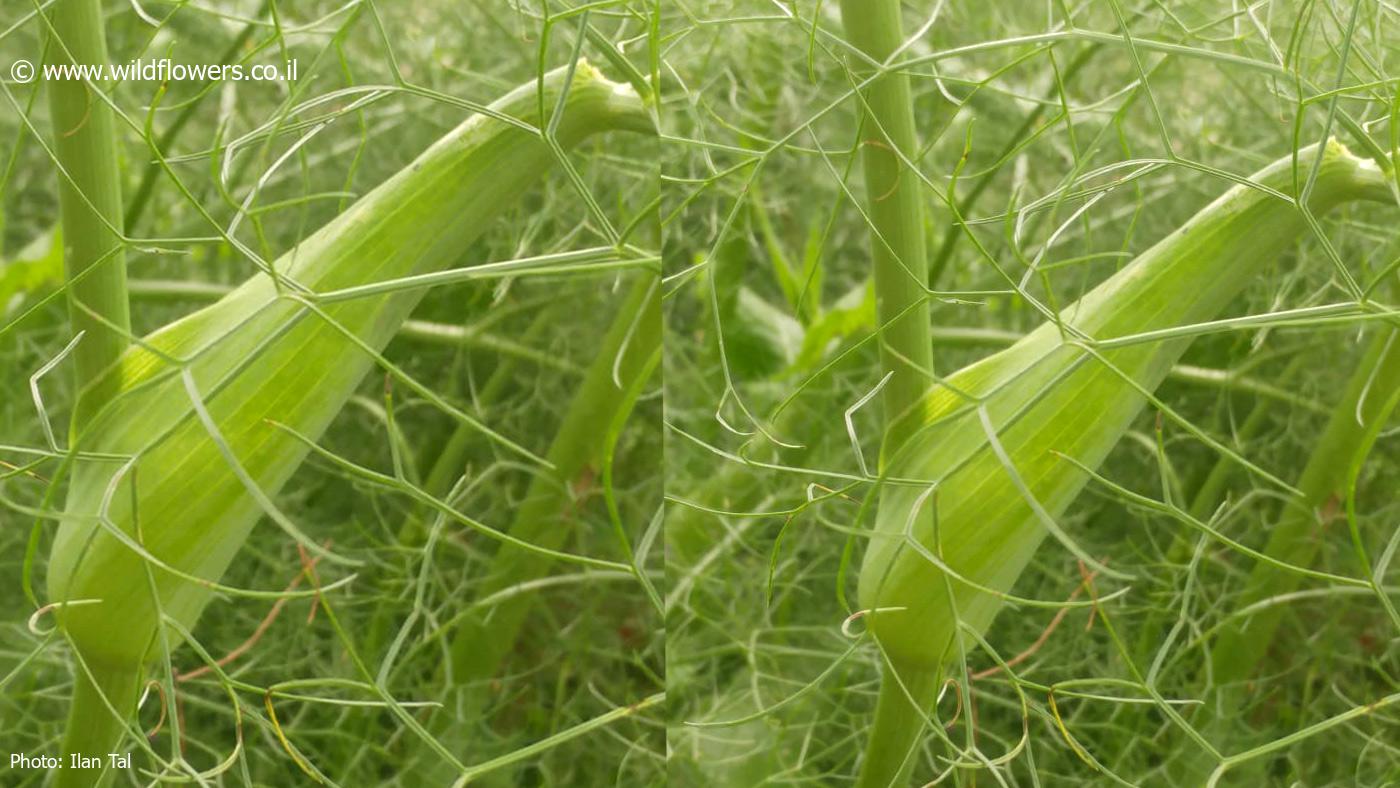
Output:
[
  {"xmin": 48, "ymin": 63, "xmax": 650, "ymax": 676},
  {"xmin": 858, "ymin": 142, "xmax": 1390, "ymax": 670}
]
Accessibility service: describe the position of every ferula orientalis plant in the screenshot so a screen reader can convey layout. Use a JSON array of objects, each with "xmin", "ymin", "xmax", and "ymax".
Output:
[
  {"xmin": 855, "ymin": 141, "xmax": 1391, "ymax": 786},
  {"xmin": 44, "ymin": 61, "xmax": 650, "ymax": 785}
]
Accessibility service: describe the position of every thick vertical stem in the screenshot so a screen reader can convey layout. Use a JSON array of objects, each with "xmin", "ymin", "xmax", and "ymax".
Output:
[
  {"xmin": 46, "ymin": 3, "xmax": 136, "ymax": 784},
  {"xmin": 840, "ymin": 3, "xmax": 936, "ymax": 784},
  {"xmin": 855, "ymin": 668, "xmax": 940, "ymax": 788},
  {"xmin": 55, "ymin": 663, "xmax": 140, "ymax": 788},
  {"xmin": 44, "ymin": 0, "xmax": 131, "ymax": 430},
  {"xmin": 840, "ymin": 0, "xmax": 933, "ymax": 440}
]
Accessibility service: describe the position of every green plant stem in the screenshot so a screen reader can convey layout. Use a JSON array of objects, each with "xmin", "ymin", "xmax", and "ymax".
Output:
[
  {"xmin": 44, "ymin": 0, "xmax": 131, "ymax": 430},
  {"xmin": 1130, "ymin": 357, "xmax": 1304, "ymax": 666},
  {"xmin": 855, "ymin": 667, "xmax": 939, "ymax": 788},
  {"xmin": 419, "ymin": 275, "xmax": 658, "ymax": 785},
  {"xmin": 44, "ymin": 3, "xmax": 135, "ymax": 784},
  {"xmin": 1170, "ymin": 325, "xmax": 1400, "ymax": 784},
  {"xmin": 840, "ymin": 0, "xmax": 933, "ymax": 438},
  {"xmin": 840, "ymin": 3, "xmax": 938, "ymax": 782},
  {"xmin": 1209, "ymin": 326, "xmax": 1400, "ymax": 680},
  {"xmin": 54, "ymin": 663, "xmax": 140, "ymax": 788},
  {"xmin": 446, "ymin": 273, "xmax": 660, "ymax": 682}
]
